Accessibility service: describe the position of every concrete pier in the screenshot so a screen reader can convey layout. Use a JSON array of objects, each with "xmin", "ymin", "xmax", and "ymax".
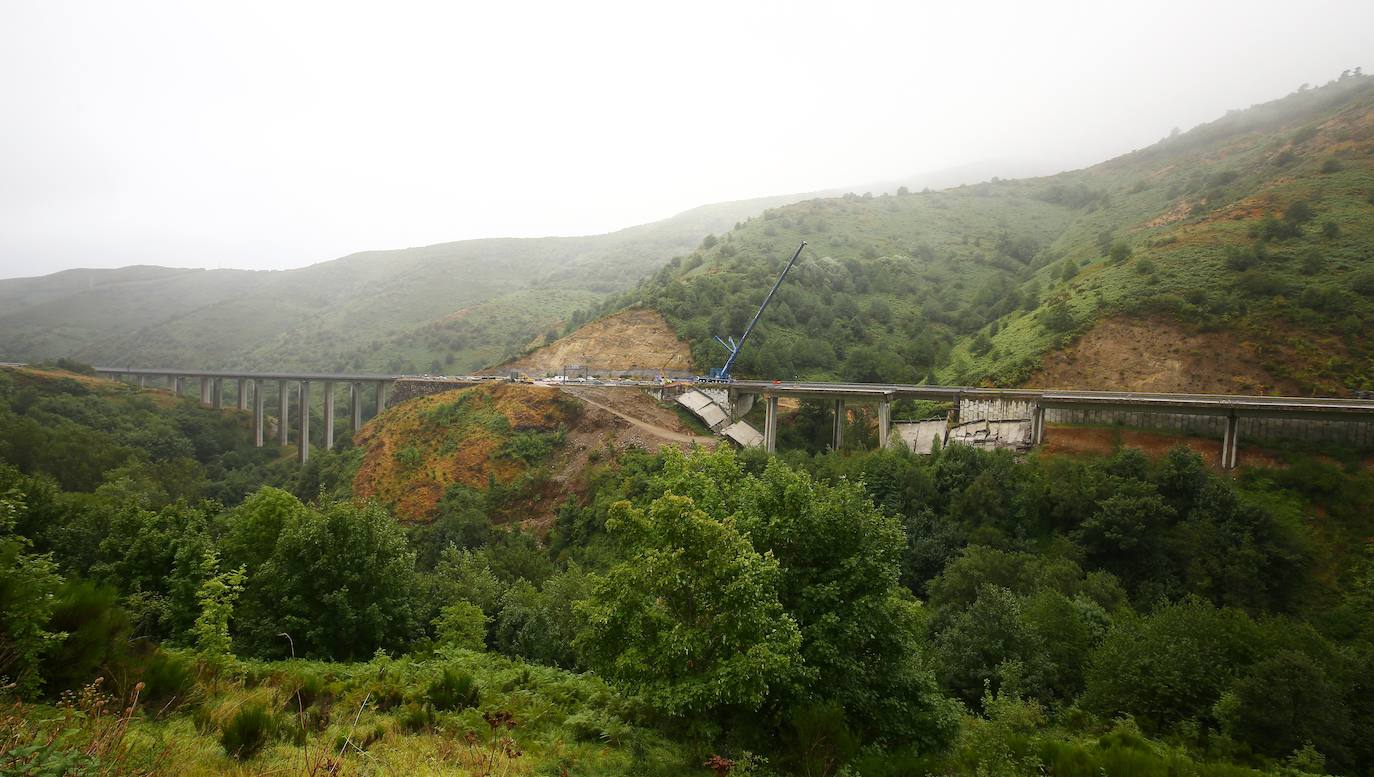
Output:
[
  {"xmin": 1222, "ymin": 412, "xmax": 1240, "ymax": 470},
  {"xmin": 832, "ymin": 399, "xmax": 845, "ymax": 450},
  {"xmin": 376, "ymin": 381, "xmax": 389, "ymax": 414},
  {"xmin": 277, "ymin": 380, "xmax": 289, "ymax": 446},
  {"xmin": 200, "ymin": 378, "xmax": 213, "ymax": 406},
  {"xmin": 253, "ymin": 379, "xmax": 265, "ymax": 447},
  {"xmin": 878, "ymin": 401, "xmax": 891, "ymax": 449},
  {"xmin": 323, "ymin": 381, "xmax": 335, "ymax": 450},
  {"xmin": 1031, "ymin": 404, "xmax": 1046, "ymax": 446},
  {"xmin": 764, "ymin": 396, "xmax": 779, "ymax": 454},
  {"xmin": 237, "ymin": 378, "xmax": 249, "ymax": 411},
  {"xmin": 299, "ymin": 381, "xmax": 311, "ymax": 463},
  {"xmin": 173, "ymin": 376, "xmax": 183, "ymax": 395},
  {"xmin": 211, "ymin": 377, "xmax": 223, "ymax": 409},
  {"xmin": 351, "ymin": 382, "xmax": 364, "ymax": 430}
]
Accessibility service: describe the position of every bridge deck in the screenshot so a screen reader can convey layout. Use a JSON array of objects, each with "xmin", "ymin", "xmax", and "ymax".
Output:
[{"xmin": 727, "ymin": 380, "xmax": 1374, "ymax": 420}]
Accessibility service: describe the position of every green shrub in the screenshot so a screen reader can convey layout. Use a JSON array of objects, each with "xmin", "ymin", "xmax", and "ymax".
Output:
[
  {"xmin": 41, "ymin": 580, "xmax": 131, "ymax": 693},
  {"xmin": 433, "ymin": 601, "xmax": 487, "ymax": 650},
  {"xmin": 396, "ymin": 702, "xmax": 434, "ymax": 733},
  {"xmin": 1349, "ymin": 268, "xmax": 1374, "ymax": 297},
  {"xmin": 139, "ymin": 650, "xmax": 199, "ymax": 715},
  {"xmin": 220, "ymin": 703, "xmax": 275, "ymax": 760},
  {"xmin": 426, "ymin": 667, "xmax": 479, "ymax": 711}
]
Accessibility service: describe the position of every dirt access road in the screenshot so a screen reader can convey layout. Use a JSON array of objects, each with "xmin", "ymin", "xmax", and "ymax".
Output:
[{"xmin": 560, "ymin": 385, "xmax": 716, "ymax": 446}]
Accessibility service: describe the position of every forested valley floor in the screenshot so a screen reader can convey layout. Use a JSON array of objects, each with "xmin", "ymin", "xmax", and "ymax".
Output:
[{"xmin": 1, "ymin": 365, "xmax": 1373, "ymax": 776}]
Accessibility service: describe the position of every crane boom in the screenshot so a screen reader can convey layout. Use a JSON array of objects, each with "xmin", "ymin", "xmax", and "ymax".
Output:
[{"xmin": 708, "ymin": 240, "xmax": 807, "ymax": 381}]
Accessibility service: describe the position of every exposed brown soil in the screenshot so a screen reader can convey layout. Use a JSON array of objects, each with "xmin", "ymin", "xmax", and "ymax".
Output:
[
  {"xmin": 352, "ymin": 379, "xmax": 715, "ymax": 532},
  {"xmin": 561, "ymin": 386, "xmax": 717, "ymax": 446},
  {"xmin": 1041, "ymin": 425, "xmax": 1282, "ymax": 470},
  {"xmin": 488, "ymin": 308, "xmax": 693, "ymax": 377},
  {"xmin": 511, "ymin": 386, "xmax": 716, "ymax": 536},
  {"xmin": 1026, "ymin": 316, "xmax": 1304, "ymax": 395},
  {"xmin": 5, "ymin": 366, "xmax": 123, "ymax": 391}
]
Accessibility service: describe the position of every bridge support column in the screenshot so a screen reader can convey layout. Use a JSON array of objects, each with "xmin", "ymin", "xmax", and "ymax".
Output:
[
  {"xmin": 253, "ymin": 379, "xmax": 265, "ymax": 447},
  {"xmin": 173, "ymin": 376, "xmax": 183, "ymax": 395},
  {"xmin": 211, "ymin": 378, "xmax": 223, "ymax": 409},
  {"xmin": 1031, "ymin": 404, "xmax": 1046, "ymax": 446},
  {"xmin": 1222, "ymin": 413, "xmax": 1240, "ymax": 470},
  {"xmin": 278, "ymin": 380, "xmax": 290, "ymax": 446},
  {"xmin": 137, "ymin": 375, "xmax": 146, "ymax": 388},
  {"xmin": 323, "ymin": 381, "xmax": 335, "ymax": 450},
  {"xmin": 236, "ymin": 378, "xmax": 248, "ymax": 411},
  {"xmin": 764, "ymin": 396, "xmax": 779, "ymax": 454},
  {"xmin": 878, "ymin": 401, "xmax": 891, "ymax": 449},
  {"xmin": 351, "ymin": 383, "xmax": 363, "ymax": 430},
  {"xmin": 832, "ymin": 399, "xmax": 845, "ymax": 451},
  {"xmin": 199, "ymin": 378, "xmax": 213, "ymax": 406},
  {"xmin": 376, "ymin": 381, "xmax": 389, "ymax": 415},
  {"xmin": 298, "ymin": 381, "xmax": 311, "ymax": 463}
]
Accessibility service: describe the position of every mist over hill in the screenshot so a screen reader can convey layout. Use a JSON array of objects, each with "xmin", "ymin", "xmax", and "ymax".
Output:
[{"xmin": 0, "ymin": 193, "xmax": 815, "ymax": 373}]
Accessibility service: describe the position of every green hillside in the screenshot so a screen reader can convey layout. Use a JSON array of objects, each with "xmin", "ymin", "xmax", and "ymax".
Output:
[
  {"xmin": 0, "ymin": 194, "xmax": 814, "ymax": 374},
  {"xmin": 619, "ymin": 74, "xmax": 1374, "ymax": 394}
]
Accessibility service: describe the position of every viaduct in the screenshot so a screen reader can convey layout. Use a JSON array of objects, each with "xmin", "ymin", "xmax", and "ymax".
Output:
[
  {"xmin": 91, "ymin": 367, "xmax": 1374, "ymax": 470},
  {"xmin": 94, "ymin": 368, "xmax": 408, "ymax": 463}
]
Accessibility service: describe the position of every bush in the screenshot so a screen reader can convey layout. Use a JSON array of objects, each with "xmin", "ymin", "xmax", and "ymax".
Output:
[
  {"xmin": 139, "ymin": 650, "xmax": 199, "ymax": 715},
  {"xmin": 1350, "ymin": 269, "xmax": 1374, "ymax": 297},
  {"xmin": 41, "ymin": 580, "xmax": 131, "ymax": 693},
  {"xmin": 433, "ymin": 601, "xmax": 488, "ymax": 650},
  {"xmin": 426, "ymin": 667, "xmax": 479, "ymax": 711},
  {"xmin": 220, "ymin": 703, "xmax": 275, "ymax": 760},
  {"xmin": 1321, "ymin": 158, "xmax": 1345, "ymax": 173},
  {"xmin": 396, "ymin": 702, "xmax": 434, "ymax": 733}
]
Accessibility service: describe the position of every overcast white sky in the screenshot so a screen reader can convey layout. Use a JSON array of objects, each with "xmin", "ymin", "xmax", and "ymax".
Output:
[{"xmin": 1, "ymin": 0, "xmax": 1370, "ymax": 279}]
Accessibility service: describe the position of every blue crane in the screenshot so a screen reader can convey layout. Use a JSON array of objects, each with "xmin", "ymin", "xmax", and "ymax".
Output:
[{"xmin": 705, "ymin": 240, "xmax": 807, "ymax": 381}]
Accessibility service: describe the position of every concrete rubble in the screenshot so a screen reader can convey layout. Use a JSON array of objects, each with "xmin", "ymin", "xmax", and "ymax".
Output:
[{"xmin": 892, "ymin": 417, "xmax": 1034, "ymax": 453}]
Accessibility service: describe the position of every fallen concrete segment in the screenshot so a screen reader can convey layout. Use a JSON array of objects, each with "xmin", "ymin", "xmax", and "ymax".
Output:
[
  {"xmin": 893, "ymin": 419, "xmax": 948, "ymax": 453},
  {"xmin": 947, "ymin": 418, "xmax": 1034, "ymax": 451},
  {"xmin": 721, "ymin": 420, "xmax": 764, "ymax": 448},
  {"xmin": 676, "ymin": 389, "xmax": 731, "ymax": 431}
]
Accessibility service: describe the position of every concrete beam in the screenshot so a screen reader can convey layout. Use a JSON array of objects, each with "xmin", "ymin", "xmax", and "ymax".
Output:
[
  {"xmin": 211, "ymin": 377, "xmax": 223, "ymax": 409},
  {"xmin": 764, "ymin": 396, "xmax": 779, "ymax": 454},
  {"xmin": 253, "ymin": 379, "xmax": 265, "ymax": 447},
  {"xmin": 323, "ymin": 381, "xmax": 335, "ymax": 450},
  {"xmin": 278, "ymin": 380, "xmax": 289, "ymax": 446},
  {"xmin": 878, "ymin": 401, "xmax": 891, "ymax": 449},
  {"xmin": 299, "ymin": 381, "xmax": 311, "ymax": 464},
  {"xmin": 237, "ymin": 378, "xmax": 249, "ymax": 411},
  {"xmin": 832, "ymin": 399, "xmax": 845, "ymax": 450}
]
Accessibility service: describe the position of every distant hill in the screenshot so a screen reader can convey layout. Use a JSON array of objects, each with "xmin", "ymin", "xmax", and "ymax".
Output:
[
  {"xmin": 611, "ymin": 73, "xmax": 1374, "ymax": 395},
  {"xmin": 0, "ymin": 193, "xmax": 818, "ymax": 373}
]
